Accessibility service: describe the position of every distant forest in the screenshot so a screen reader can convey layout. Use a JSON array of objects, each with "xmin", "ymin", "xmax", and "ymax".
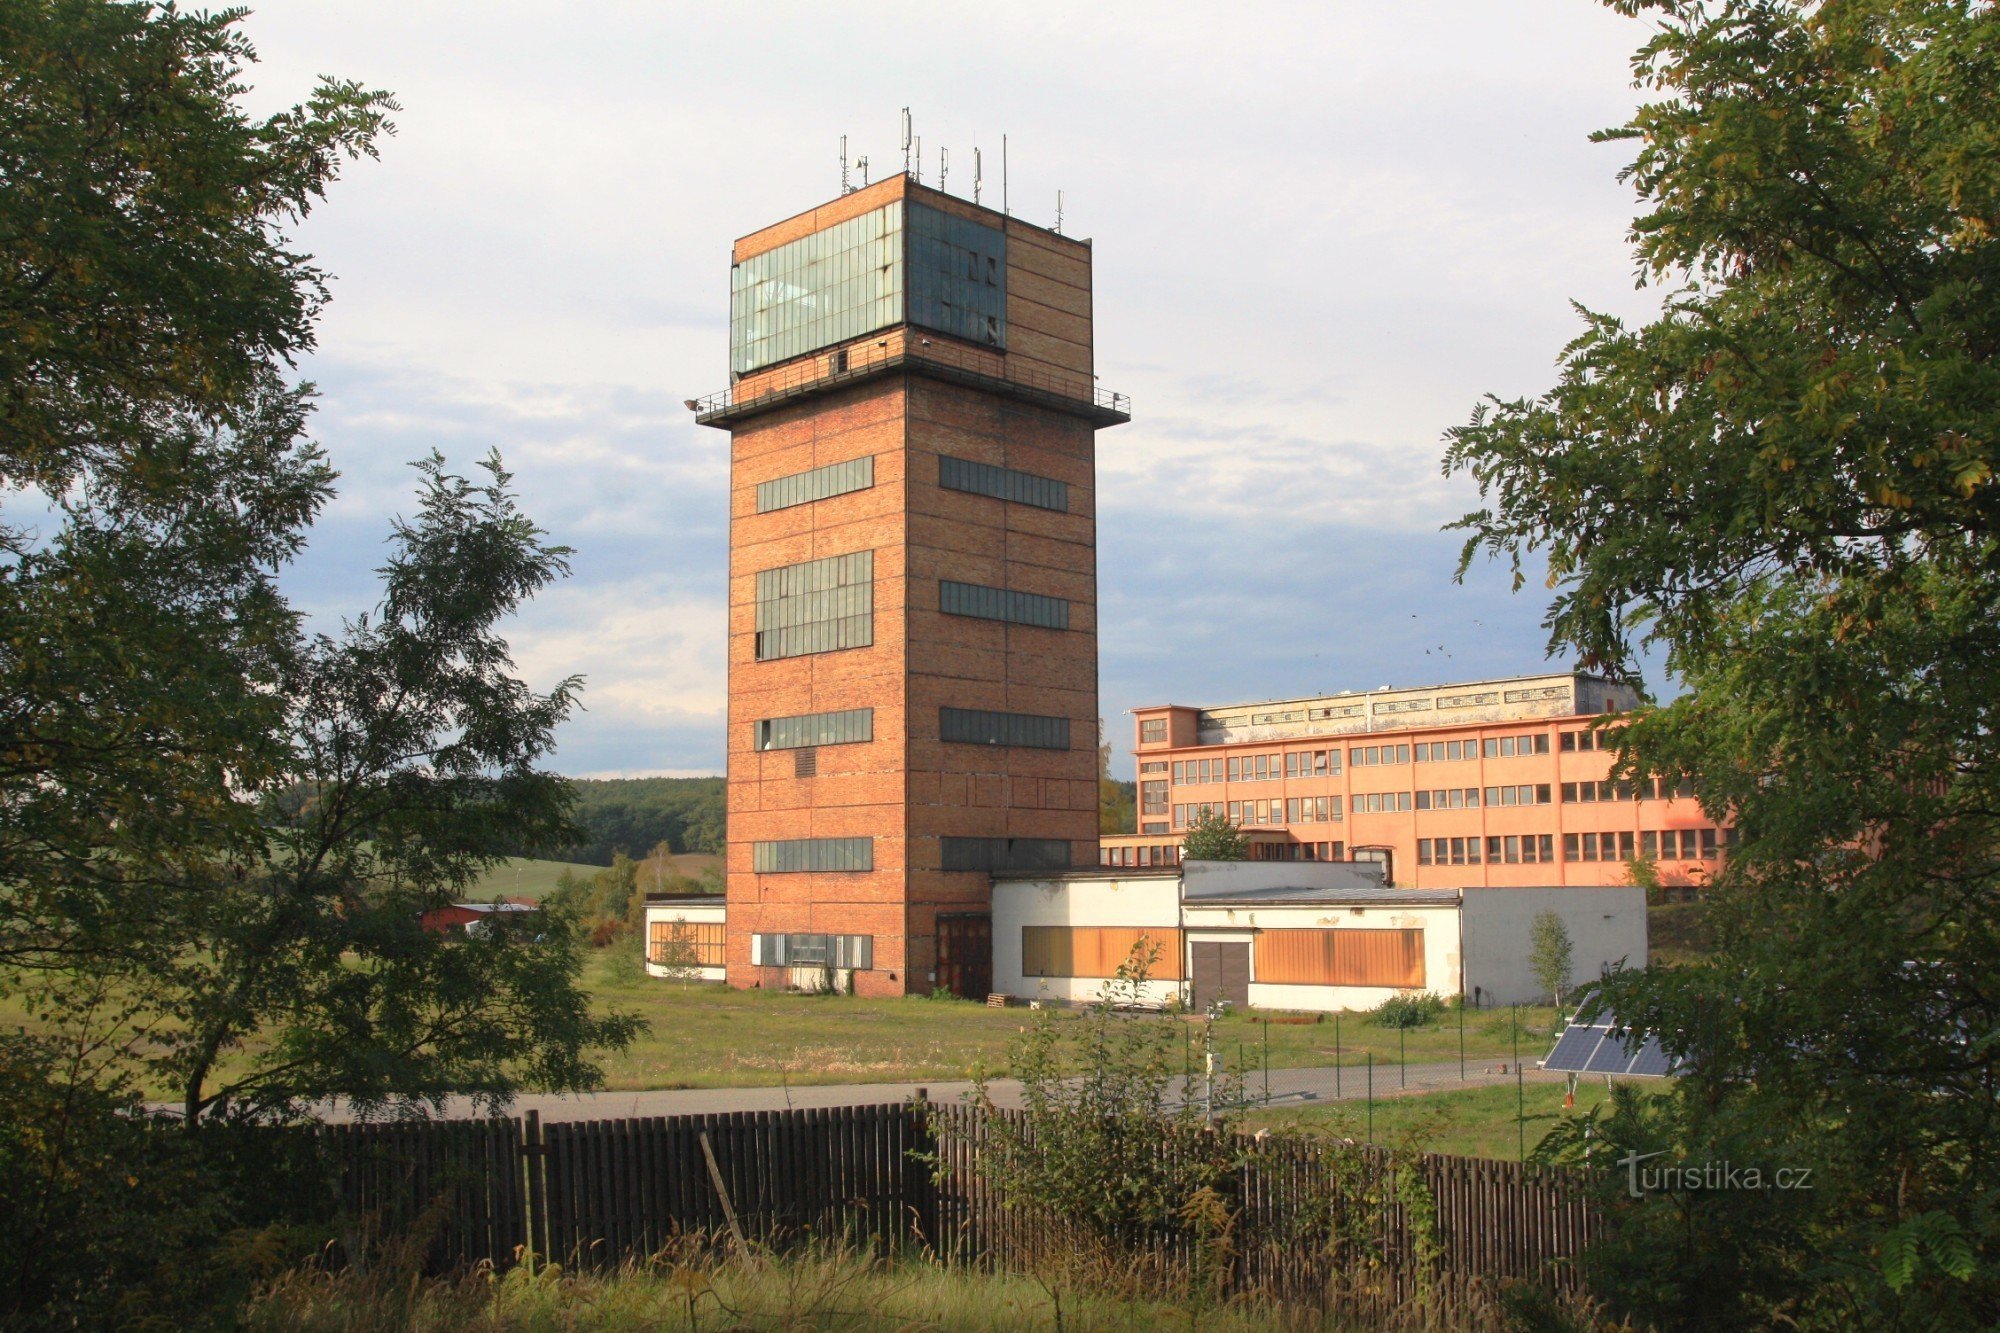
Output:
[
  {"xmin": 537, "ymin": 772, "xmax": 1140, "ymax": 865},
  {"xmin": 532, "ymin": 777, "xmax": 726, "ymax": 865}
]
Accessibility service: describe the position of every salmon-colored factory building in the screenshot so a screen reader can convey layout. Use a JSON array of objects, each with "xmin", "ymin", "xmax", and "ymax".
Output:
[
  {"xmin": 1125, "ymin": 672, "xmax": 1732, "ymax": 890},
  {"xmin": 694, "ymin": 175, "xmax": 1127, "ymax": 997}
]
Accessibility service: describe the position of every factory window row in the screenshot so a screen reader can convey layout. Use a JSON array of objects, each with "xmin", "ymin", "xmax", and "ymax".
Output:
[
  {"xmin": 755, "ymin": 455, "xmax": 874, "ymax": 514},
  {"xmin": 939, "ymin": 707, "xmax": 1070, "ymax": 750},
  {"xmin": 752, "ymin": 837, "xmax": 874, "ymax": 874},
  {"xmin": 749, "ymin": 932, "xmax": 873, "ymax": 969},
  {"xmin": 1100, "ymin": 842, "xmax": 1182, "ymax": 868},
  {"xmin": 1140, "ymin": 780, "xmax": 1169, "ymax": 815},
  {"xmin": 1253, "ymin": 841, "xmax": 1346, "ymax": 862},
  {"xmin": 1139, "ymin": 718, "xmax": 1168, "ymax": 743},
  {"xmin": 1560, "ymin": 728, "xmax": 1621, "ymax": 752},
  {"xmin": 937, "ymin": 454, "xmax": 1068, "ymax": 512},
  {"xmin": 1414, "ymin": 834, "xmax": 1554, "ymax": 865},
  {"xmin": 940, "ymin": 837, "xmax": 1072, "ymax": 873},
  {"xmin": 1414, "ymin": 787, "xmax": 1482, "ymax": 810},
  {"xmin": 939, "ymin": 579, "xmax": 1070, "ymax": 630},
  {"xmin": 1171, "ymin": 735, "xmax": 1557, "ymax": 779},
  {"xmin": 755, "ymin": 707, "xmax": 873, "ymax": 751},
  {"xmin": 1351, "ymin": 744, "xmax": 1410, "ymax": 767},
  {"xmin": 1411, "ymin": 827, "xmax": 1735, "ymax": 867},
  {"xmin": 1173, "ymin": 797, "xmax": 1343, "ymax": 828},
  {"xmin": 754, "ymin": 551, "xmax": 873, "ymax": 661},
  {"xmin": 648, "ymin": 921, "xmax": 726, "ymax": 968}
]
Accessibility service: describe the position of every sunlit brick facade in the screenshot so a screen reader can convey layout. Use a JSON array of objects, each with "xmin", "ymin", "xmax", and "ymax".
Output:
[
  {"xmin": 1129, "ymin": 673, "xmax": 1730, "ymax": 889},
  {"xmin": 697, "ymin": 176, "xmax": 1127, "ymax": 997}
]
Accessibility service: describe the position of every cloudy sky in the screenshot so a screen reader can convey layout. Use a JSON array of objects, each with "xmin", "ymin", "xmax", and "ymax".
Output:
[{"xmin": 241, "ymin": 1, "xmax": 1666, "ymax": 779}]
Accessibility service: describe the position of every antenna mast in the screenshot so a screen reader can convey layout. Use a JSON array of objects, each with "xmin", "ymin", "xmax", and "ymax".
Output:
[
  {"xmin": 973, "ymin": 147, "xmax": 982, "ymax": 205},
  {"xmin": 900, "ymin": 108, "xmax": 912, "ymax": 176},
  {"xmin": 939, "ymin": 146, "xmax": 948, "ymax": 193},
  {"xmin": 1002, "ymin": 134, "xmax": 1009, "ymax": 215},
  {"xmin": 1054, "ymin": 189, "xmax": 1064, "ymax": 235},
  {"xmin": 839, "ymin": 134, "xmax": 849, "ymax": 194}
]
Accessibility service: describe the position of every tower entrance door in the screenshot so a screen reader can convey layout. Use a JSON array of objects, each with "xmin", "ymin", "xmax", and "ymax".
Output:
[{"xmin": 935, "ymin": 914, "xmax": 992, "ymax": 1000}]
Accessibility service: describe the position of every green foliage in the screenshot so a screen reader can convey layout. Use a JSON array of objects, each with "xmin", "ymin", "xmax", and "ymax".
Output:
[
  {"xmin": 1448, "ymin": 0, "xmax": 2000, "ymax": 1322},
  {"xmin": 1528, "ymin": 910, "xmax": 1575, "ymax": 1008},
  {"xmin": 0, "ymin": 2, "xmax": 639, "ymax": 1130},
  {"xmin": 0, "ymin": 1021, "xmax": 336, "ymax": 1328},
  {"xmin": 150, "ymin": 455, "xmax": 643, "ymax": 1123},
  {"xmin": 1369, "ymin": 992, "xmax": 1447, "ymax": 1029},
  {"xmin": 946, "ymin": 943, "xmax": 1244, "ymax": 1251},
  {"xmin": 0, "ymin": 0, "xmax": 396, "ymax": 494},
  {"xmin": 1181, "ymin": 808, "xmax": 1249, "ymax": 861}
]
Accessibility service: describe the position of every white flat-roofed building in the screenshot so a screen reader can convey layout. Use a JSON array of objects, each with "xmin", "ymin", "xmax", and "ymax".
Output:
[{"xmin": 990, "ymin": 860, "xmax": 1646, "ymax": 1012}]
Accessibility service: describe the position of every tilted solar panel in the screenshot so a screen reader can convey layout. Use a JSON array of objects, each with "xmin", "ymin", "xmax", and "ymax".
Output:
[
  {"xmin": 1625, "ymin": 1040, "xmax": 1677, "ymax": 1077},
  {"xmin": 1584, "ymin": 1034, "xmax": 1640, "ymax": 1074},
  {"xmin": 1541, "ymin": 1009, "xmax": 1683, "ymax": 1078},
  {"xmin": 1543, "ymin": 1024, "xmax": 1606, "ymax": 1072}
]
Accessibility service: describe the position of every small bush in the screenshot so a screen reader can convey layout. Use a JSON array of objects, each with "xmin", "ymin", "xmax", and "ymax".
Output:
[{"xmin": 1371, "ymin": 992, "xmax": 1447, "ymax": 1029}]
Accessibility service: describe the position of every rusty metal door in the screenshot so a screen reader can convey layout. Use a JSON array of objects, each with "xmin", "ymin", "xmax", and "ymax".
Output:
[{"xmin": 935, "ymin": 914, "xmax": 992, "ymax": 999}]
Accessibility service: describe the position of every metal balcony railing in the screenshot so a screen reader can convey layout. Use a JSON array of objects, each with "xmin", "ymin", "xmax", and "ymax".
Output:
[{"xmin": 689, "ymin": 336, "xmax": 1130, "ymax": 428}]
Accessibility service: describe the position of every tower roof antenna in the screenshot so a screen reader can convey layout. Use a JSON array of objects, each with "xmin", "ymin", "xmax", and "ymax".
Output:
[
  {"xmin": 900, "ymin": 108, "xmax": 912, "ymax": 176},
  {"xmin": 839, "ymin": 134, "xmax": 849, "ymax": 195},
  {"xmin": 973, "ymin": 147, "xmax": 982, "ymax": 205},
  {"xmin": 939, "ymin": 145, "xmax": 948, "ymax": 194},
  {"xmin": 1054, "ymin": 188, "xmax": 1064, "ymax": 235}
]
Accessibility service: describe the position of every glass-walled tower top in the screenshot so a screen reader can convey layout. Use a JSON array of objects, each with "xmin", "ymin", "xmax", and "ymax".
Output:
[{"xmin": 728, "ymin": 199, "xmax": 1007, "ymax": 377}]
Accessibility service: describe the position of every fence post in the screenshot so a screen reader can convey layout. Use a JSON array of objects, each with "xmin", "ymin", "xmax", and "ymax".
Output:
[
  {"xmin": 1513, "ymin": 1005, "xmax": 1524, "ymax": 1162},
  {"xmin": 520, "ymin": 1109, "xmax": 544, "ymax": 1274}
]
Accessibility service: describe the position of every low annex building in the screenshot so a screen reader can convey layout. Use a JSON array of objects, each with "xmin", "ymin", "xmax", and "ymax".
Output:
[
  {"xmin": 642, "ymin": 895, "xmax": 727, "ymax": 983},
  {"xmin": 990, "ymin": 860, "xmax": 1646, "ymax": 1011}
]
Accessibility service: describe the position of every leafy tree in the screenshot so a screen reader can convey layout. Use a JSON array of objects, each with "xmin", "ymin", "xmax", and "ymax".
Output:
[
  {"xmin": 1448, "ymin": 0, "xmax": 2000, "ymax": 1322},
  {"xmin": 948, "ymin": 943, "xmax": 1243, "ymax": 1257},
  {"xmin": 1182, "ymin": 808, "xmax": 1249, "ymax": 861},
  {"xmin": 152, "ymin": 455, "xmax": 641, "ymax": 1123},
  {"xmin": 1528, "ymin": 910, "xmax": 1574, "ymax": 1010},
  {"xmin": 0, "ymin": 0, "xmax": 394, "ymax": 978},
  {"xmin": 1, "ymin": 0, "xmax": 639, "ymax": 1120}
]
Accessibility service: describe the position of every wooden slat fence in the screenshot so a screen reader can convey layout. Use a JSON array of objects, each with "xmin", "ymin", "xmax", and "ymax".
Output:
[{"xmin": 309, "ymin": 1101, "xmax": 1601, "ymax": 1305}]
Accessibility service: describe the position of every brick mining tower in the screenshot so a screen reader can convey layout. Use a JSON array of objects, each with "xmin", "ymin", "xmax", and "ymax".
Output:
[{"xmin": 693, "ymin": 174, "xmax": 1129, "ymax": 998}]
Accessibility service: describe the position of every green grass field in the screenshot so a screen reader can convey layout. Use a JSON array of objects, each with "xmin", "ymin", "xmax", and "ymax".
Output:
[
  {"xmin": 583, "ymin": 945, "xmax": 1564, "ymax": 1092},
  {"xmin": 462, "ymin": 856, "xmax": 605, "ymax": 900},
  {"xmin": 1242, "ymin": 1075, "xmax": 1654, "ymax": 1161}
]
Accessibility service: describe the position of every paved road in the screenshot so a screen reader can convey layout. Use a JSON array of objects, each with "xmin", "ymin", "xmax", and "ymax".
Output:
[{"xmin": 333, "ymin": 1059, "xmax": 1564, "ymax": 1123}]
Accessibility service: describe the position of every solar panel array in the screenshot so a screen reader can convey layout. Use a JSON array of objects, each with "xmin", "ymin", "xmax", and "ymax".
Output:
[{"xmin": 1541, "ymin": 1017, "xmax": 1680, "ymax": 1077}]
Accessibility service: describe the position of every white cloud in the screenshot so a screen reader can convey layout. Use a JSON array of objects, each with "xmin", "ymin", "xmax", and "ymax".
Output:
[{"xmin": 221, "ymin": 0, "xmax": 1670, "ymax": 777}]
